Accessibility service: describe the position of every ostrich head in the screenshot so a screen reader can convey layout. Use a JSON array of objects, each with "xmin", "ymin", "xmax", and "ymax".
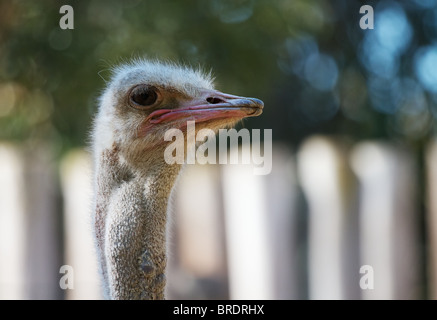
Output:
[
  {"xmin": 92, "ymin": 59, "xmax": 263, "ymax": 300},
  {"xmin": 94, "ymin": 59, "xmax": 263, "ymax": 168}
]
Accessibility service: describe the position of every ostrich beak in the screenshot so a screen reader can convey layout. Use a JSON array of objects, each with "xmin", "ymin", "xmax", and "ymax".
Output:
[{"xmin": 147, "ymin": 89, "xmax": 264, "ymax": 125}]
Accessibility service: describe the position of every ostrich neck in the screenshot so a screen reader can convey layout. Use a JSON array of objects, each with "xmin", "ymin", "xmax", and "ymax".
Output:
[{"xmin": 94, "ymin": 144, "xmax": 182, "ymax": 300}]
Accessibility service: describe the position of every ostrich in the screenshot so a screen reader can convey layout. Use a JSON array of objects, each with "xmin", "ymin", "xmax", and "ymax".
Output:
[{"xmin": 91, "ymin": 59, "xmax": 263, "ymax": 300}]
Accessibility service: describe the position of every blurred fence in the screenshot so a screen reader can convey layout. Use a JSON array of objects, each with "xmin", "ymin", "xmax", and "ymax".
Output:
[{"xmin": 0, "ymin": 137, "xmax": 434, "ymax": 299}]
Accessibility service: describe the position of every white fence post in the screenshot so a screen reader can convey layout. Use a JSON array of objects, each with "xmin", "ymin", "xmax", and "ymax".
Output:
[
  {"xmin": 297, "ymin": 136, "xmax": 359, "ymax": 300},
  {"xmin": 167, "ymin": 164, "xmax": 228, "ymax": 299},
  {"xmin": 351, "ymin": 142, "xmax": 419, "ymax": 299},
  {"xmin": 0, "ymin": 142, "xmax": 62, "ymax": 299},
  {"xmin": 221, "ymin": 144, "xmax": 297, "ymax": 299},
  {"xmin": 0, "ymin": 144, "xmax": 26, "ymax": 299},
  {"xmin": 60, "ymin": 150, "xmax": 102, "ymax": 299}
]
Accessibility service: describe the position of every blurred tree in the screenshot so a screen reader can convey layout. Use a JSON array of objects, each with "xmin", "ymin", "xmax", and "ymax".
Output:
[{"xmin": 0, "ymin": 0, "xmax": 436, "ymax": 155}]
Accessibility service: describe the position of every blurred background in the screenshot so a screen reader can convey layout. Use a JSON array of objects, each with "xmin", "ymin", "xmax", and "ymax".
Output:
[{"xmin": 0, "ymin": 0, "xmax": 437, "ymax": 299}]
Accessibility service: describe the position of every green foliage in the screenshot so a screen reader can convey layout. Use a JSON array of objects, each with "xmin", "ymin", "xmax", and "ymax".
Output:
[{"xmin": 0, "ymin": 0, "xmax": 435, "ymax": 154}]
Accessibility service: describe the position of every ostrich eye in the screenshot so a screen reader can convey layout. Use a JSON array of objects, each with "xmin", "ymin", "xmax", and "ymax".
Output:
[{"xmin": 129, "ymin": 85, "xmax": 158, "ymax": 108}]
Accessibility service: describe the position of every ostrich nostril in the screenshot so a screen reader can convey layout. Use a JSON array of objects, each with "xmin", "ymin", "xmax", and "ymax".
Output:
[{"xmin": 206, "ymin": 97, "xmax": 225, "ymax": 104}]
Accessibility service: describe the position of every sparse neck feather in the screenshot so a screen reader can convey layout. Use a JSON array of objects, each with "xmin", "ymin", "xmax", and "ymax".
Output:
[{"xmin": 93, "ymin": 143, "xmax": 182, "ymax": 299}]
